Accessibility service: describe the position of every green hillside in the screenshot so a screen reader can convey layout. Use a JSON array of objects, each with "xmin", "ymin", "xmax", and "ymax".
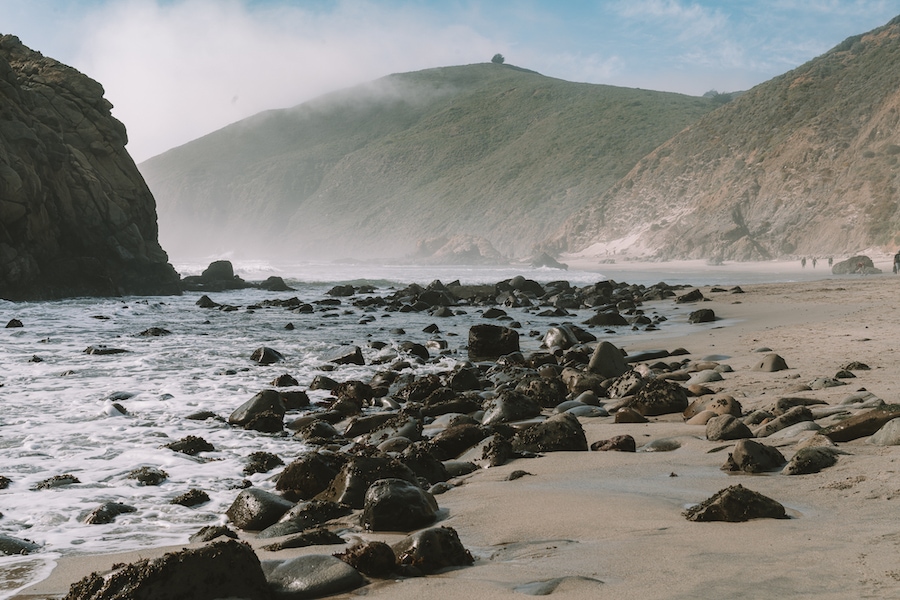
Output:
[
  {"xmin": 140, "ymin": 63, "xmax": 718, "ymax": 261},
  {"xmin": 548, "ymin": 15, "xmax": 900, "ymax": 261}
]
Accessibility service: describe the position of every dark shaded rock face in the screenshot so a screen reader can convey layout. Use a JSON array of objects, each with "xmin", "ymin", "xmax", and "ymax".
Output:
[
  {"xmin": 0, "ymin": 36, "xmax": 181, "ymax": 300},
  {"xmin": 683, "ymin": 484, "xmax": 787, "ymax": 522}
]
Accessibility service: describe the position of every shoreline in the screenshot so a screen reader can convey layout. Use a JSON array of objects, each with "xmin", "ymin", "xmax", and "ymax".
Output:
[{"xmin": 10, "ymin": 275, "xmax": 900, "ymax": 599}]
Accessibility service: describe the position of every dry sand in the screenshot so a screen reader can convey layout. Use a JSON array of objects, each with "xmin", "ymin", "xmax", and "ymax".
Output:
[{"xmin": 11, "ymin": 275, "xmax": 900, "ymax": 599}]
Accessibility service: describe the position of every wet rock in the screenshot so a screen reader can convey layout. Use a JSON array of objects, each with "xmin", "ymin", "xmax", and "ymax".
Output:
[
  {"xmin": 722, "ymin": 439, "xmax": 786, "ymax": 473},
  {"xmin": 361, "ymin": 478, "xmax": 438, "ymax": 532},
  {"xmin": 84, "ymin": 345, "xmax": 129, "ymax": 356},
  {"xmin": 315, "ymin": 455, "xmax": 418, "ymax": 509},
  {"xmin": 260, "ymin": 276, "xmax": 294, "ymax": 291},
  {"xmin": 675, "ymin": 289, "xmax": 704, "ymax": 303},
  {"xmin": 606, "ymin": 370, "xmax": 644, "ymax": 399},
  {"xmin": 329, "ymin": 345, "xmax": 365, "ymax": 366},
  {"xmin": 276, "ymin": 452, "xmax": 346, "ymax": 501},
  {"xmin": 271, "ymin": 373, "xmax": 299, "ymax": 387},
  {"xmin": 127, "ymin": 466, "xmax": 168, "ymax": 486},
  {"xmin": 226, "ymin": 488, "xmax": 294, "ymax": 531},
  {"xmin": 263, "ymin": 554, "xmax": 364, "ymax": 599},
  {"xmin": 163, "ymin": 435, "xmax": 215, "ymax": 455},
  {"xmin": 752, "ymin": 353, "xmax": 789, "ymax": 372},
  {"xmin": 590, "ymin": 435, "xmax": 636, "ymax": 452},
  {"xmin": 468, "ymin": 324, "xmax": 520, "ymax": 361},
  {"xmin": 869, "ymin": 418, "xmax": 900, "ymax": 446},
  {"xmin": 263, "ymin": 500, "xmax": 353, "ymax": 539},
  {"xmin": 0, "ymin": 534, "xmax": 40, "ymax": 555},
  {"xmin": 334, "ymin": 540, "xmax": 396, "ymax": 578},
  {"xmin": 684, "ymin": 485, "xmax": 786, "ymax": 522},
  {"xmin": 83, "ymin": 502, "xmax": 137, "ymax": 525},
  {"xmin": 400, "ymin": 442, "xmax": 450, "ymax": 484},
  {"xmin": 250, "ymin": 346, "xmax": 284, "ymax": 365},
  {"xmin": 706, "ymin": 415, "xmax": 754, "ymax": 441},
  {"xmin": 783, "ymin": 446, "xmax": 842, "ymax": 475},
  {"xmin": 64, "ymin": 540, "xmax": 269, "ymax": 600},
  {"xmin": 171, "ymin": 489, "xmax": 210, "ymax": 507},
  {"xmin": 614, "ymin": 407, "xmax": 648, "ymax": 423},
  {"xmin": 138, "ymin": 327, "xmax": 170, "ymax": 336},
  {"xmin": 688, "ymin": 308, "xmax": 716, "ymax": 323},
  {"xmin": 428, "ymin": 424, "xmax": 492, "ymax": 460},
  {"xmin": 516, "ymin": 376, "xmax": 568, "ymax": 408},
  {"xmin": 623, "ymin": 378, "xmax": 688, "ymax": 416},
  {"xmin": 638, "ymin": 438, "xmax": 682, "ymax": 452},
  {"xmin": 244, "ymin": 451, "xmax": 285, "ymax": 476},
  {"xmin": 228, "ymin": 389, "xmax": 286, "ymax": 430},
  {"xmin": 393, "ymin": 526, "xmax": 474, "ymax": 575},
  {"xmin": 512, "ymin": 413, "xmax": 588, "ymax": 453},
  {"xmin": 33, "ymin": 474, "xmax": 80, "ymax": 490},
  {"xmin": 261, "ymin": 528, "xmax": 345, "ymax": 552},
  {"xmin": 753, "ymin": 406, "xmax": 814, "ymax": 438},
  {"xmin": 819, "ymin": 404, "xmax": 900, "ymax": 442},
  {"xmin": 482, "ymin": 390, "xmax": 542, "ymax": 425},
  {"xmin": 189, "ymin": 525, "xmax": 238, "ymax": 543},
  {"xmin": 5, "ymin": 319, "xmax": 23, "ymax": 328}
]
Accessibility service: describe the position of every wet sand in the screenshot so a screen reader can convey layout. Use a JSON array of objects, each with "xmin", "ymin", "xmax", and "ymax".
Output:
[{"xmin": 13, "ymin": 274, "xmax": 900, "ymax": 599}]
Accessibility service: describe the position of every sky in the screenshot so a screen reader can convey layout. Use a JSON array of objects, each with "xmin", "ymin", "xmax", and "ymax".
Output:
[{"xmin": 2, "ymin": 0, "xmax": 897, "ymax": 162}]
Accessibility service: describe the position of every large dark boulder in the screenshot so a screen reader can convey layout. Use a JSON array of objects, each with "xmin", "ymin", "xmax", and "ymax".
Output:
[
  {"xmin": 63, "ymin": 540, "xmax": 269, "ymax": 600},
  {"xmin": 623, "ymin": 378, "xmax": 688, "ymax": 416},
  {"xmin": 683, "ymin": 484, "xmax": 787, "ymax": 522},
  {"xmin": 262, "ymin": 554, "xmax": 364, "ymax": 599},
  {"xmin": 831, "ymin": 255, "xmax": 880, "ymax": 275},
  {"xmin": 226, "ymin": 488, "xmax": 294, "ymax": 531},
  {"xmin": 315, "ymin": 455, "xmax": 418, "ymax": 509},
  {"xmin": 229, "ymin": 390, "xmax": 286, "ymax": 431},
  {"xmin": 360, "ymin": 478, "xmax": 438, "ymax": 532},
  {"xmin": 512, "ymin": 412, "xmax": 588, "ymax": 453},
  {"xmin": 0, "ymin": 36, "xmax": 180, "ymax": 300},
  {"xmin": 275, "ymin": 452, "xmax": 346, "ymax": 501},
  {"xmin": 468, "ymin": 324, "xmax": 520, "ymax": 361}
]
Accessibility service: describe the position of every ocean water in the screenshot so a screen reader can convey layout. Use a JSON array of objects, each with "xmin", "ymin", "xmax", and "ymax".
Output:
[{"xmin": 0, "ymin": 260, "xmax": 837, "ymax": 595}]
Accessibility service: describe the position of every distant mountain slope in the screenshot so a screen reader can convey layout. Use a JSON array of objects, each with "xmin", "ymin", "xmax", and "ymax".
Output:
[
  {"xmin": 140, "ymin": 63, "xmax": 717, "ymax": 260},
  {"xmin": 549, "ymin": 15, "xmax": 900, "ymax": 261}
]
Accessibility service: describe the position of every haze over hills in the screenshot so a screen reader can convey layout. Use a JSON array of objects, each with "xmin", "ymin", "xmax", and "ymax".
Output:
[
  {"xmin": 139, "ymin": 63, "xmax": 718, "ymax": 262},
  {"xmin": 547, "ymin": 15, "xmax": 900, "ymax": 262}
]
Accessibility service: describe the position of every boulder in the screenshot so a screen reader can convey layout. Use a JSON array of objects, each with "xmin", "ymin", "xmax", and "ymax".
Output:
[
  {"xmin": 468, "ymin": 324, "xmax": 520, "ymax": 361},
  {"xmin": 590, "ymin": 435, "xmax": 636, "ymax": 452},
  {"xmin": 262, "ymin": 554, "xmax": 364, "ymax": 599},
  {"xmin": 276, "ymin": 452, "xmax": 345, "ymax": 501},
  {"xmin": 782, "ymin": 446, "xmax": 842, "ymax": 475},
  {"xmin": 315, "ymin": 455, "xmax": 418, "ymax": 509},
  {"xmin": 683, "ymin": 485, "xmax": 787, "ymax": 522},
  {"xmin": 688, "ymin": 308, "xmax": 716, "ymax": 323},
  {"xmin": 226, "ymin": 488, "xmax": 294, "ymax": 531},
  {"xmin": 482, "ymin": 390, "xmax": 542, "ymax": 425},
  {"xmin": 623, "ymin": 378, "xmax": 688, "ymax": 416},
  {"xmin": 251, "ymin": 346, "xmax": 284, "ymax": 365},
  {"xmin": 361, "ymin": 478, "xmax": 438, "ymax": 531},
  {"xmin": 587, "ymin": 341, "xmax": 628, "ymax": 379},
  {"xmin": 334, "ymin": 540, "xmax": 396, "ymax": 578},
  {"xmin": 752, "ymin": 353, "xmax": 789, "ymax": 372},
  {"xmin": 0, "ymin": 534, "xmax": 40, "ymax": 555},
  {"xmin": 820, "ymin": 404, "xmax": 900, "ymax": 442},
  {"xmin": 721, "ymin": 439, "xmax": 786, "ymax": 473},
  {"xmin": 0, "ymin": 35, "xmax": 181, "ymax": 301},
  {"xmin": 393, "ymin": 526, "xmax": 474, "ymax": 574},
  {"xmin": 512, "ymin": 413, "xmax": 588, "ymax": 453},
  {"xmin": 706, "ymin": 415, "xmax": 753, "ymax": 441},
  {"xmin": 228, "ymin": 389, "xmax": 286, "ymax": 430},
  {"xmin": 831, "ymin": 255, "xmax": 880, "ymax": 275},
  {"xmin": 64, "ymin": 540, "xmax": 269, "ymax": 600}
]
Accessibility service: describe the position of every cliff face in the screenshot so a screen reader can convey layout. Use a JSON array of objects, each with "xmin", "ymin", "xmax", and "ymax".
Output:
[
  {"xmin": 0, "ymin": 35, "xmax": 180, "ymax": 300},
  {"xmin": 549, "ymin": 15, "xmax": 900, "ymax": 262}
]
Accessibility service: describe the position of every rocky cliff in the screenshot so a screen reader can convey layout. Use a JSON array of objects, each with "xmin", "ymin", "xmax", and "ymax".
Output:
[
  {"xmin": 548, "ymin": 15, "xmax": 900, "ymax": 262},
  {"xmin": 0, "ymin": 35, "xmax": 180, "ymax": 300}
]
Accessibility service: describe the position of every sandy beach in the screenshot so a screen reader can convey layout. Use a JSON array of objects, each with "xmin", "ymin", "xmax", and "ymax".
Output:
[{"xmin": 11, "ymin": 273, "xmax": 900, "ymax": 599}]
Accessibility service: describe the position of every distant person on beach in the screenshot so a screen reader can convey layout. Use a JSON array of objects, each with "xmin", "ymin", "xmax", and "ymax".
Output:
[
  {"xmin": 894, "ymin": 251, "xmax": 900, "ymax": 274},
  {"xmin": 812, "ymin": 257, "xmax": 817, "ymax": 268},
  {"xmin": 828, "ymin": 257, "xmax": 833, "ymax": 267},
  {"xmin": 801, "ymin": 257, "xmax": 806, "ymax": 268}
]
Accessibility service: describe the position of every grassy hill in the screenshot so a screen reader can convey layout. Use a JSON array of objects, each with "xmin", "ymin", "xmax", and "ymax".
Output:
[
  {"xmin": 548, "ymin": 15, "xmax": 900, "ymax": 261},
  {"xmin": 140, "ymin": 63, "xmax": 718, "ymax": 261}
]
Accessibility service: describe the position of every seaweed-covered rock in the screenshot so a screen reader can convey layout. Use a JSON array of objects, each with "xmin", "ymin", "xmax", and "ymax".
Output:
[
  {"xmin": 262, "ymin": 554, "xmax": 364, "ymax": 599},
  {"xmin": 512, "ymin": 412, "xmax": 588, "ymax": 453},
  {"xmin": 315, "ymin": 455, "xmax": 418, "ymax": 509},
  {"xmin": 623, "ymin": 378, "xmax": 688, "ymax": 416},
  {"xmin": 334, "ymin": 540, "xmax": 396, "ymax": 578},
  {"xmin": 393, "ymin": 526, "xmax": 474, "ymax": 575},
  {"xmin": 64, "ymin": 540, "xmax": 268, "ymax": 600},
  {"xmin": 226, "ymin": 488, "xmax": 294, "ymax": 531}
]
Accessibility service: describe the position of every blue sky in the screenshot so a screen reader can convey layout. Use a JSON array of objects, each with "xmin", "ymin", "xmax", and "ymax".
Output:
[{"xmin": 2, "ymin": 0, "xmax": 897, "ymax": 162}]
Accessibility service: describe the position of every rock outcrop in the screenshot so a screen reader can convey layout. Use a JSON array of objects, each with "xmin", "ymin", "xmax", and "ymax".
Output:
[{"xmin": 0, "ymin": 35, "xmax": 180, "ymax": 300}]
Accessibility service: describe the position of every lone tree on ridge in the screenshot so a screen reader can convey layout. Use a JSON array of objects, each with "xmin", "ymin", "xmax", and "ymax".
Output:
[{"xmin": 491, "ymin": 53, "xmax": 505, "ymax": 64}]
